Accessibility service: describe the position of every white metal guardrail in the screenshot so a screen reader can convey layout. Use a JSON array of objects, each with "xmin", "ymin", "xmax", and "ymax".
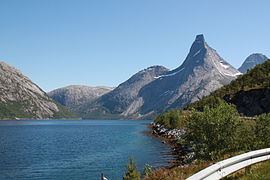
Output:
[{"xmin": 186, "ymin": 148, "xmax": 270, "ymax": 180}]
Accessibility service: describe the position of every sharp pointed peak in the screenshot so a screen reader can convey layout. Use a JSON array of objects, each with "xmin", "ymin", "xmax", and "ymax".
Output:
[
  {"xmin": 190, "ymin": 34, "xmax": 207, "ymax": 50},
  {"xmin": 195, "ymin": 34, "xmax": 205, "ymax": 42},
  {"xmin": 186, "ymin": 34, "xmax": 207, "ymax": 58}
]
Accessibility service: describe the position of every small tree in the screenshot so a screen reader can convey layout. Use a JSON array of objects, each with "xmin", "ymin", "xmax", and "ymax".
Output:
[
  {"xmin": 185, "ymin": 99, "xmax": 242, "ymax": 160},
  {"xmin": 254, "ymin": 113, "xmax": 270, "ymax": 149},
  {"xmin": 123, "ymin": 157, "xmax": 141, "ymax": 180},
  {"xmin": 169, "ymin": 111, "xmax": 180, "ymax": 129}
]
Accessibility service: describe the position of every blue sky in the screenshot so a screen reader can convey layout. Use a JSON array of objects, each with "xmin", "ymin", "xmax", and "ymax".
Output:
[{"xmin": 0, "ymin": 0, "xmax": 269, "ymax": 92}]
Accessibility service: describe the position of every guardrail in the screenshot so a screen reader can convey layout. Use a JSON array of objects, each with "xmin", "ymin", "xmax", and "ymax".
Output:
[{"xmin": 186, "ymin": 148, "xmax": 270, "ymax": 180}]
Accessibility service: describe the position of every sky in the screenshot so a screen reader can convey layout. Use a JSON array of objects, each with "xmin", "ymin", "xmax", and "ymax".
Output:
[{"xmin": 0, "ymin": 0, "xmax": 269, "ymax": 92}]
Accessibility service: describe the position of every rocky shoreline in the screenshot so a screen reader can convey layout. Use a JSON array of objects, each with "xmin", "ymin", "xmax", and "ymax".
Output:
[{"xmin": 148, "ymin": 122, "xmax": 194, "ymax": 168}]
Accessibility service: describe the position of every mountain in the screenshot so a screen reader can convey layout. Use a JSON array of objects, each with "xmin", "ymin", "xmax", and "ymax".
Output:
[
  {"xmin": 81, "ymin": 34, "xmax": 241, "ymax": 119},
  {"xmin": 48, "ymin": 85, "xmax": 114, "ymax": 113},
  {"xmin": 137, "ymin": 34, "xmax": 241, "ymax": 116},
  {"xmin": 238, "ymin": 53, "xmax": 268, "ymax": 73},
  {"xmin": 0, "ymin": 62, "xmax": 76, "ymax": 119},
  {"xmin": 187, "ymin": 59, "xmax": 270, "ymax": 116},
  {"xmin": 80, "ymin": 66, "xmax": 169, "ymax": 119}
]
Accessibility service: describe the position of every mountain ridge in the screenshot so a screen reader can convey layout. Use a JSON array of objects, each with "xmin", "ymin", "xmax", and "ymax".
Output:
[
  {"xmin": 48, "ymin": 85, "xmax": 114, "ymax": 114},
  {"xmin": 80, "ymin": 65, "xmax": 169, "ymax": 119},
  {"xmin": 78, "ymin": 34, "xmax": 241, "ymax": 119},
  {"xmin": 0, "ymin": 62, "xmax": 77, "ymax": 119},
  {"xmin": 137, "ymin": 34, "xmax": 241, "ymax": 116}
]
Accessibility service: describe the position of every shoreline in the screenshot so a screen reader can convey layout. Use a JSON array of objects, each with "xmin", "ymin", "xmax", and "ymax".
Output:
[{"xmin": 142, "ymin": 123, "xmax": 186, "ymax": 169}]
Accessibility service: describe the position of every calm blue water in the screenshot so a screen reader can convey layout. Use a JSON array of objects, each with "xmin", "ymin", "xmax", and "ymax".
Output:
[{"xmin": 0, "ymin": 120, "xmax": 171, "ymax": 180}]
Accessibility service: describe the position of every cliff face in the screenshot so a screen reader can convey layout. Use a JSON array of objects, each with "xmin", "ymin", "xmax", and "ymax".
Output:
[
  {"xmin": 224, "ymin": 88, "xmax": 270, "ymax": 116},
  {"xmin": 0, "ymin": 62, "xmax": 75, "ymax": 119}
]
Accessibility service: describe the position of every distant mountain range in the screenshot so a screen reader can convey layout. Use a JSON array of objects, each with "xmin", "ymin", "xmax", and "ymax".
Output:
[
  {"xmin": 1, "ymin": 35, "xmax": 268, "ymax": 120},
  {"xmin": 0, "ymin": 62, "xmax": 77, "ymax": 119}
]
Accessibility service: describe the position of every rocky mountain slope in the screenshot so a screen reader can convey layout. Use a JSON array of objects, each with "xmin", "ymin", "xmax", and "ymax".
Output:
[
  {"xmin": 81, "ymin": 66, "xmax": 169, "ymax": 118},
  {"xmin": 187, "ymin": 59, "xmax": 270, "ymax": 116},
  {"xmin": 0, "ymin": 62, "xmax": 76, "ymax": 119},
  {"xmin": 137, "ymin": 34, "xmax": 241, "ymax": 116},
  {"xmin": 80, "ymin": 35, "xmax": 241, "ymax": 119},
  {"xmin": 238, "ymin": 53, "xmax": 268, "ymax": 73},
  {"xmin": 48, "ymin": 85, "xmax": 114, "ymax": 113}
]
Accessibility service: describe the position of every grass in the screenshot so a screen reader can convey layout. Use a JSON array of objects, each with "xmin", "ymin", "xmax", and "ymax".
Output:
[
  {"xmin": 144, "ymin": 161, "xmax": 212, "ymax": 180},
  {"xmin": 145, "ymin": 160, "xmax": 270, "ymax": 180},
  {"xmin": 144, "ymin": 151, "xmax": 270, "ymax": 180},
  {"xmin": 224, "ymin": 160, "xmax": 270, "ymax": 180}
]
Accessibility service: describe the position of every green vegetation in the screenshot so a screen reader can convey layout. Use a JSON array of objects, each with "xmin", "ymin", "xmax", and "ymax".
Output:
[
  {"xmin": 155, "ymin": 99, "xmax": 270, "ymax": 160},
  {"xmin": 224, "ymin": 160, "xmax": 270, "ymax": 180},
  {"xmin": 123, "ymin": 157, "xmax": 141, "ymax": 180},
  {"xmin": 144, "ymin": 161, "xmax": 212, "ymax": 180},
  {"xmin": 155, "ymin": 110, "xmax": 190, "ymax": 129},
  {"xmin": 151, "ymin": 100, "xmax": 270, "ymax": 178},
  {"xmin": 0, "ymin": 102, "xmax": 33, "ymax": 119},
  {"xmin": 52, "ymin": 102, "xmax": 80, "ymax": 119},
  {"xmin": 0, "ymin": 100, "xmax": 79, "ymax": 120},
  {"xmin": 253, "ymin": 113, "xmax": 270, "ymax": 149},
  {"xmin": 149, "ymin": 60, "xmax": 270, "ymax": 179},
  {"xmin": 185, "ymin": 100, "xmax": 243, "ymax": 160},
  {"xmin": 186, "ymin": 59, "xmax": 270, "ymax": 111},
  {"xmin": 143, "ymin": 164, "xmax": 153, "ymax": 177},
  {"xmin": 80, "ymin": 105, "xmax": 140, "ymax": 120}
]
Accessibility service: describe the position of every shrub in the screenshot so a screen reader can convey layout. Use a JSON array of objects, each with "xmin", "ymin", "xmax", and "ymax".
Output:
[
  {"xmin": 123, "ymin": 157, "xmax": 141, "ymax": 180},
  {"xmin": 143, "ymin": 164, "xmax": 153, "ymax": 177},
  {"xmin": 185, "ymin": 99, "xmax": 243, "ymax": 160},
  {"xmin": 155, "ymin": 110, "xmax": 187, "ymax": 129},
  {"xmin": 254, "ymin": 113, "xmax": 270, "ymax": 149}
]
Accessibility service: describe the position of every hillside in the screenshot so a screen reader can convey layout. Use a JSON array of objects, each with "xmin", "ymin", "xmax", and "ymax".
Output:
[
  {"xmin": 0, "ymin": 62, "xmax": 77, "ymax": 119},
  {"xmin": 79, "ymin": 65, "xmax": 169, "ymax": 119},
  {"xmin": 48, "ymin": 85, "xmax": 114, "ymax": 114},
  {"xmin": 186, "ymin": 59, "xmax": 270, "ymax": 116}
]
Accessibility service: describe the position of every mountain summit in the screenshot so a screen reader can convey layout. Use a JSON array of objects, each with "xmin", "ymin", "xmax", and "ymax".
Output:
[
  {"xmin": 138, "ymin": 34, "xmax": 241, "ymax": 115},
  {"xmin": 238, "ymin": 53, "xmax": 268, "ymax": 73},
  {"xmin": 170, "ymin": 34, "xmax": 240, "ymax": 78}
]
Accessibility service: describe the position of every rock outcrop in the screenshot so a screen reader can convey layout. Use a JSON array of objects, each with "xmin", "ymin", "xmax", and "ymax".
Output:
[{"xmin": 224, "ymin": 88, "xmax": 270, "ymax": 116}]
